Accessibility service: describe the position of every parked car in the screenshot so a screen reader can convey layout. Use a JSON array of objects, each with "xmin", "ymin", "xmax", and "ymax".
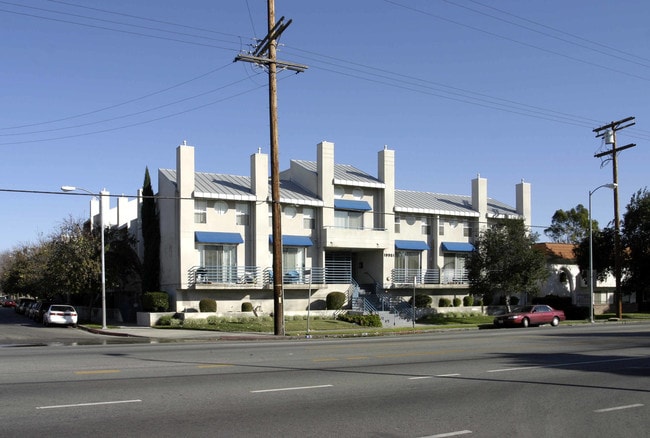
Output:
[
  {"xmin": 16, "ymin": 298, "xmax": 35, "ymax": 314},
  {"xmin": 2, "ymin": 299, "xmax": 16, "ymax": 307},
  {"xmin": 31, "ymin": 301, "xmax": 55, "ymax": 323},
  {"xmin": 493, "ymin": 304, "xmax": 566, "ymax": 328},
  {"xmin": 25, "ymin": 301, "xmax": 39, "ymax": 319},
  {"xmin": 42, "ymin": 305, "xmax": 78, "ymax": 327}
]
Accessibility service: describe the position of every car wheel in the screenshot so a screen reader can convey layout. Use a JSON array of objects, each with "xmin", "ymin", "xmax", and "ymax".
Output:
[
  {"xmin": 551, "ymin": 316, "xmax": 560, "ymax": 327},
  {"xmin": 522, "ymin": 317, "xmax": 530, "ymax": 328}
]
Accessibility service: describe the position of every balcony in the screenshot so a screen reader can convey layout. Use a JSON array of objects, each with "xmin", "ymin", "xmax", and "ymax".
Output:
[
  {"xmin": 187, "ymin": 266, "xmax": 333, "ymax": 288},
  {"xmin": 390, "ymin": 268, "xmax": 468, "ymax": 286},
  {"xmin": 322, "ymin": 226, "xmax": 389, "ymax": 249}
]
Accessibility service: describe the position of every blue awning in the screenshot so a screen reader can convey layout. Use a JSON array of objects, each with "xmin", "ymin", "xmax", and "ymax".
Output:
[
  {"xmin": 441, "ymin": 242, "xmax": 475, "ymax": 252},
  {"xmin": 269, "ymin": 235, "xmax": 314, "ymax": 246},
  {"xmin": 395, "ymin": 240, "xmax": 430, "ymax": 251},
  {"xmin": 195, "ymin": 231, "xmax": 243, "ymax": 244},
  {"xmin": 334, "ymin": 199, "xmax": 372, "ymax": 211}
]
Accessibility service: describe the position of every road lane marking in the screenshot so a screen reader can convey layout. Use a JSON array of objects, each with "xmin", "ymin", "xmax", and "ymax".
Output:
[
  {"xmin": 197, "ymin": 364, "xmax": 233, "ymax": 368},
  {"xmin": 487, "ymin": 357, "xmax": 642, "ymax": 373},
  {"xmin": 436, "ymin": 373, "xmax": 461, "ymax": 377},
  {"xmin": 409, "ymin": 376, "xmax": 434, "ymax": 380},
  {"xmin": 74, "ymin": 369, "xmax": 121, "ymax": 375},
  {"xmin": 594, "ymin": 404, "xmax": 644, "ymax": 413},
  {"xmin": 37, "ymin": 400, "xmax": 142, "ymax": 410},
  {"xmin": 421, "ymin": 430, "xmax": 472, "ymax": 437},
  {"xmin": 251, "ymin": 384, "xmax": 333, "ymax": 393}
]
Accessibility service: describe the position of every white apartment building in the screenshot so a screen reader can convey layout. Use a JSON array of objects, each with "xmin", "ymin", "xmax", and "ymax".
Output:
[{"xmin": 157, "ymin": 140, "xmax": 531, "ymax": 313}]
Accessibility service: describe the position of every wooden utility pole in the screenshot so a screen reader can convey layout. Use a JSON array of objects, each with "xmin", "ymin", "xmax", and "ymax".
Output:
[
  {"xmin": 235, "ymin": 0, "xmax": 307, "ymax": 336},
  {"xmin": 593, "ymin": 116, "xmax": 636, "ymax": 319}
]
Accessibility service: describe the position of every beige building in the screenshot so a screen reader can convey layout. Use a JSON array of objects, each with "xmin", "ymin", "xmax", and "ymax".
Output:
[{"xmin": 157, "ymin": 140, "xmax": 531, "ymax": 313}]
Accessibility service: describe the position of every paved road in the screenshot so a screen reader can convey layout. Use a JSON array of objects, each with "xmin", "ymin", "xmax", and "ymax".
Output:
[{"xmin": 1, "ymin": 313, "xmax": 649, "ymax": 437}]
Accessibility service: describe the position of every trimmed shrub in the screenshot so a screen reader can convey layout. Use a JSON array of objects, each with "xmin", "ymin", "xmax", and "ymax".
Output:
[
  {"xmin": 438, "ymin": 297, "xmax": 451, "ymax": 307},
  {"xmin": 409, "ymin": 294, "xmax": 432, "ymax": 308},
  {"xmin": 199, "ymin": 298, "xmax": 217, "ymax": 312},
  {"xmin": 463, "ymin": 295, "xmax": 474, "ymax": 306},
  {"xmin": 337, "ymin": 313, "xmax": 382, "ymax": 327},
  {"xmin": 156, "ymin": 314, "xmax": 173, "ymax": 326},
  {"xmin": 452, "ymin": 297, "xmax": 462, "ymax": 307},
  {"xmin": 182, "ymin": 318, "xmax": 207, "ymax": 328},
  {"xmin": 206, "ymin": 315, "xmax": 219, "ymax": 325},
  {"xmin": 326, "ymin": 292, "xmax": 346, "ymax": 310},
  {"xmin": 241, "ymin": 302, "xmax": 253, "ymax": 312},
  {"xmin": 142, "ymin": 292, "xmax": 169, "ymax": 312}
]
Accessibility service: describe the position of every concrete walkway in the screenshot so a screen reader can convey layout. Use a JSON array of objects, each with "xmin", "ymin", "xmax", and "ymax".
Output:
[{"xmin": 80, "ymin": 325, "xmax": 279, "ymax": 341}]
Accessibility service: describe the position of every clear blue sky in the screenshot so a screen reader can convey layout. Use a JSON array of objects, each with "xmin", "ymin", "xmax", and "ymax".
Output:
[{"xmin": 1, "ymin": 0, "xmax": 648, "ymax": 252}]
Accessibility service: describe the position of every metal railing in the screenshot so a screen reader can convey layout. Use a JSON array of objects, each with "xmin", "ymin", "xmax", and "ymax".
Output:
[
  {"xmin": 390, "ymin": 268, "xmax": 468, "ymax": 285},
  {"xmin": 189, "ymin": 265, "xmax": 350, "ymax": 287}
]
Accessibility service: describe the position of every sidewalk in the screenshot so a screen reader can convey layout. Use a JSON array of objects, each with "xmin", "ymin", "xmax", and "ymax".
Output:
[{"xmin": 80, "ymin": 325, "xmax": 279, "ymax": 341}]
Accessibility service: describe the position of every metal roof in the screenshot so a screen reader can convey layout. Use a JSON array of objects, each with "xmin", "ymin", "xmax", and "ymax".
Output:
[
  {"xmin": 395, "ymin": 189, "xmax": 518, "ymax": 218},
  {"xmin": 159, "ymin": 169, "xmax": 323, "ymax": 206},
  {"xmin": 291, "ymin": 160, "xmax": 385, "ymax": 188}
]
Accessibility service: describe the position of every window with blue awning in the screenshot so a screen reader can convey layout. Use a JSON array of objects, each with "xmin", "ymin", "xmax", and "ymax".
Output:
[
  {"xmin": 195, "ymin": 231, "xmax": 243, "ymax": 244},
  {"xmin": 268, "ymin": 235, "xmax": 314, "ymax": 246},
  {"xmin": 441, "ymin": 242, "xmax": 475, "ymax": 252},
  {"xmin": 395, "ymin": 240, "xmax": 430, "ymax": 251},
  {"xmin": 334, "ymin": 199, "xmax": 372, "ymax": 211}
]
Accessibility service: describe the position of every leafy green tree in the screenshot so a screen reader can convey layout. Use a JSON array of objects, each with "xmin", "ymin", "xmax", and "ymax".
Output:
[
  {"xmin": 141, "ymin": 167, "xmax": 160, "ymax": 292},
  {"xmin": 622, "ymin": 188, "xmax": 650, "ymax": 306},
  {"xmin": 467, "ymin": 219, "xmax": 547, "ymax": 305},
  {"xmin": 573, "ymin": 226, "xmax": 616, "ymax": 284},
  {"xmin": 544, "ymin": 204, "xmax": 594, "ymax": 244}
]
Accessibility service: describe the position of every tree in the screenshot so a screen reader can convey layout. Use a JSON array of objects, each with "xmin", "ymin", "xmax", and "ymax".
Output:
[
  {"xmin": 622, "ymin": 188, "xmax": 650, "ymax": 307},
  {"xmin": 141, "ymin": 167, "xmax": 160, "ymax": 292},
  {"xmin": 573, "ymin": 226, "xmax": 616, "ymax": 284},
  {"xmin": 544, "ymin": 204, "xmax": 594, "ymax": 244},
  {"xmin": 467, "ymin": 219, "xmax": 547, "ymax": 306}
]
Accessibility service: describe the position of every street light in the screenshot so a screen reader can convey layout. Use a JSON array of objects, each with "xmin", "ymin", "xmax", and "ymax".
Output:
[
  {"xmin": 589, "ymin": 183, "xmax": 616, "ymax": 323},
  {"xmin": 61, "ymin": 185, "xmax": 108, "ymax": 329}
]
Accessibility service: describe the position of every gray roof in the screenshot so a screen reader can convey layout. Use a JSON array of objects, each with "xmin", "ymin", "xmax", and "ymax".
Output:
[
  {"xmin": 291, "ymin": 160, "xmax": 385, "ymax": 188},
  {"xmin": 395, "ymin": 189, "xmax": 518, "ymax": 218},
  {"xmin": 159, "ymin": 169, "xmax": 323, "ymax": 206}
]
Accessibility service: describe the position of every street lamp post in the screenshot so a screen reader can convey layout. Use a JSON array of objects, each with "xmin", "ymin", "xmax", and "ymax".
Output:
[
  {"xmin": 589, "ymin": 183, "xmax": 616, "ymax": 323},
  {"xmin": 61, "ymin": 186, "xmax": 107, "ymax": 329}
]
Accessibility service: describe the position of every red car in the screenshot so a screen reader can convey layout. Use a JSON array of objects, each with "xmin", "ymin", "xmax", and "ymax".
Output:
[
  {"xmin": 2, "ymin": 299, "xmax": 16, "ymax": 308},
  {"xmin": 494, "ymin": 304, "xmax": 566, "ymax": 328}
]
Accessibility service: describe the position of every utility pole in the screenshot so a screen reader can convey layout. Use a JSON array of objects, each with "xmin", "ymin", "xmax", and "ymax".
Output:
[
  {"xmin": 593, "ymin": 116, "xmax": 636, "ymax": 319},
  {"xmin": 234, "ymin": 0, "xmax": 307, "ymax": 336}
]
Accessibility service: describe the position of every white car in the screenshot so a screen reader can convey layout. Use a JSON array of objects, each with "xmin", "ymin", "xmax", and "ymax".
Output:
[{"xmin": 42, "ymin": 305, "xmax": 78, "ymax": 327}]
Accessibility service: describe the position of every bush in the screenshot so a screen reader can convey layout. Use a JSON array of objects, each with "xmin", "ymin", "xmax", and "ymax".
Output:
[
  {"xmin": 182, "ymin": 318, "xmax": 207, "ymax": 328},
  {"xmin": 463, "ymin": 295, "xmax": 474, "ymax": 306},
  {"xmin": 206, "ymin": 315, "xmax": 219, "ymax": 325},
  {"xmin": 452, "ymin": 297, "xmax": 462, "ymax": 307},
  {"xmin": 326, "ymin": 292, "xmax": 346, "ymax": 310},
  {"xmin": 438, "ymin": 297, "xmax": 451, "ymax": 307},
  {"xmin": 241, "ymin": 302, "xmax": 253, "ymax": 312},
  {"xmin": 156, "ymin": 314, "xmax": 173, "ymax": 326},
  {"xmin": 199, "ymin": 298, "xmax": 217, "ymax": 312},
  {"xmin": 409, "ymin": 294, "xmax": 432, "ymax": 309},
  {"xmin": 337, "ymin": 313, "xmax": 382, "ymax": 327},
  {"xmin": 142, "ymin": 292, "xmax": 170, "ymax": 312}
]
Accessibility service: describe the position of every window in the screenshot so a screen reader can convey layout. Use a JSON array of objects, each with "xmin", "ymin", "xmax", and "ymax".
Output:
[
  {"xmin": 335, "ymin": 210, "xmax": 363, "ymax": 229},
  {"xmin": 200, "ymin": 244, "xmax": 237, "ymax": 283},
  {"xmin": 236, "ymin": 203, "xmax": 249, "ymax": 226},
  {"xmin": 395, "ymin": 250, "xmax": 421, "ymax": 283},
  {"xmin": 214, "ymin": 201, "xmax": 228, "ymax": 215},
  {"xmin": 438, "ymin": 222, "xmax": 445, "ymax": 236},
  {"xmin": 283, "ymin": 246, "xmax": 305, "ymax": 283},
  {"xmin": 395, "ymin": 215, "xmax": 401, "ymax": 233},
  {"xmin": 334, "ymin": 187, "xmax": 345, "ymax": 198},
  {"xmin": 303, "ymin": 208, "xmax": 314, "ymax": 229},
  {"xmin": 352, "ymin": 188, "xmax": 364, "ymax": 199},
  {"xmin": 421, "ymin": 218, "xmax": 431, "ymax": 235},
  {"xmin": 463, "ymin": 222, "xmax": 472, "ymax": 237},
  {"xmin": 194, "ymin": 200, "xmax": 207, "ymax": 224},
  {"xmin": 284, "ymin": 205, "xmax": 297, "ymax": 218}
]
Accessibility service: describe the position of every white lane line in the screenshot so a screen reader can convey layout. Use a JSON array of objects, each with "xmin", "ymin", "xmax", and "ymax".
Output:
[
  {"xmin": 594, "ymin": 403, "xmax": 644, "ymax": 413},
  {"xmin": 36, "ymin": 399, "xmax": 142, "ymax": 410},
  {"xmin": 436, "ymin": 373, "xmax": 461, "ymax": 377},
  {"xmin": 420, "ymin": 430, "xmax": 472, "ymax": 437},
  {"xmin": 488, "ymin": 357, "xmax": 641, "ymax": 373},
  {"xmin": 250, "ymin": 384, "xmax": 333, "ymax": 393}
]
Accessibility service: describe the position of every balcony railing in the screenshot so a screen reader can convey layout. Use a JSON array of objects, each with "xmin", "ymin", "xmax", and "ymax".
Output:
[
  {"xmin": 188, "ymin": 266, "xmax": 334, "ymax": 287},
  {"xmin": 390, "ymin": 268, "xmax": 468, "ymax": 285}
]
